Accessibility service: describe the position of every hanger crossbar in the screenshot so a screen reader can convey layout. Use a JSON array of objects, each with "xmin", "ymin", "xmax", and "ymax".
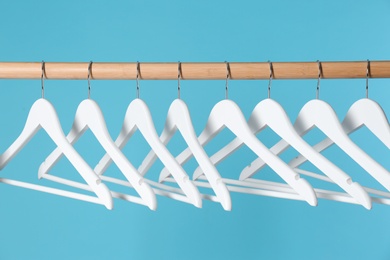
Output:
[{"xmin": 0, "ymin": 178, "xmax": 103, "ymax": 204}]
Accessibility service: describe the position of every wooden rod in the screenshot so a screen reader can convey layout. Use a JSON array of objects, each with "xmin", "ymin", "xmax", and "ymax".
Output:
[{"xmin": 0, "ymin": 61, "xmax": 389, "ymax": 80}]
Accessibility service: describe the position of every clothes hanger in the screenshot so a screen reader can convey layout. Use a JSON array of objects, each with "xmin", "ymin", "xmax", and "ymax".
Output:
[
  {"xmin": 289, "ymin": 60, "xmax": 390, "ymax": 168},
  {"xmin": 145, "ymin": 62, "xmax": 318, "ymax": 206},
  {"xmin": 38, "ymin": 61, "xmax": 157, "ymax": 210},
  {"xmin": 240, "ymin": 61, "xmax": 390, "ymax": 195},
  {"xmin": 91, "ymin": 62, "xmax": 203, "ymax": 208},
  {"xmin": 190, "ymin": 61, "xmax": 370, "ymax": 209},
  {"xmin": 0, "ymin": 61, "xmax": 113, "ymax": 209},
  {"xmin": 131, "ymin": 62, "xmax": 231, "ymax": 210},
  {"xmin": 95, "ymin": 63, "xmax": 231, "ymax": 210}
]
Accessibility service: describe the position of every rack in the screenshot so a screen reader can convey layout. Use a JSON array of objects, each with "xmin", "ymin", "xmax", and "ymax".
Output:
[{"xmin": 0, "ymin": 61, "xmax": 390, "ymax": 80}]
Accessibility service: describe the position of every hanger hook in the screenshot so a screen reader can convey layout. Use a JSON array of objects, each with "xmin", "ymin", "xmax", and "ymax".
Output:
[
  {"xmin": 41, "ymin": 60, "xmax": 46, "ymax": 99},
  {"xmin": 316, "ymin": 60, "xmax": 322, "ymax": 99},
  {"xmin": 87, "ymin": 61, "xmax": 92, "ymax": 99},
  {"xmin": 268, "ymin": 60, "xmax": 273, "ymax": 99},
  {"xmin": 225, "ymin": 61, "xmax": 230, "ymax": 100},
  {"xmin": 136, "ymin": 61, "xmax": 140, "ymax": 99},
  {"xmin": 178, "ymin": 61, "xmax": 182, "ymax": 99},
  {"xmin": 366, "ymin": 59, "xmax": 370, "ymax": 98}
]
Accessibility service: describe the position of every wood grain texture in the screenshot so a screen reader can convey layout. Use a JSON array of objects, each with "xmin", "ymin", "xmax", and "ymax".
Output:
[{"xmin": 0, "ymin": 61, "xmax": 388, "ymax": 80}]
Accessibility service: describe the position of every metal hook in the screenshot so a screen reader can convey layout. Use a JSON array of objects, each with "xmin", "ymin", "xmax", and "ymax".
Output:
[
  {"xmin": 225, "ymin": 61, "xmax": 230, "ymax": 100},
  {"xmin": 178, "ymin": 61, "xmax": 182, "ymax": 99},
  {"xmin": 366, "ymin": 59, "xmax": 370, "ymax": 98},
  {"xmin": 41, "ymin": 60, "xmax": 45, "ymax": 99},
  {"xmin": 136, "ymin": 61, "xmax": 140, "ymax": 98},
  {"xmin": 268, "ymin": 61, "xmax": 273, "ymax": 99},
  {"xmin": 87, "ymin": 61, "xmax": 92, "ymax": 99},
  {"xmin": 316, "ymin": 60, "xmax": 322, "ymax": 99}
]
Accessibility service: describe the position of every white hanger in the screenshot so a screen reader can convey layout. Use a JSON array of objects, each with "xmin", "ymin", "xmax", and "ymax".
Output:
[
  {"xmin": 38, "ymin": 99, "xmax": 159, "ymax": 209},
  {"xmin": 38, "ymin": 62, "xmax": 157, "ymax": 210},
  {"xmin": 0, "ymin": 62, "xmax": 113, "ymax": 209},
  {"xmin": 93, "ymin": 99, "xmax": 203, "ymax": 207},
  {"xmin": 132, "ymin": 63, "xmax": 231, "ymax": 210},
  {"xmin": 138, "ymin": 100, "xmax": 232, "ymax": 209},
  {"xmin": 290, "ymin": 61, "xmax": 390, "ymax": 168},
  {"xmin": 240, "ymin": 63, "xmax": 390, "ymax": 196},
  {"xmin": 191, "ymin": 62, "xmax": 370, "ymax": 208},
  {"xmin": 147, "ymin": 62, "xmax": 318, "ymax": 206},
  {"xmin": 92, "ymin": 62, "xmax": 202, "ymax": 208}
]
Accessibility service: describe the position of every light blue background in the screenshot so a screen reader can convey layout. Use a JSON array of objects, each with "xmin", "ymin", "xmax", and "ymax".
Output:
[{"xmin": 0, "ymin": 0, "xmax": 390, "ymax": 259}]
